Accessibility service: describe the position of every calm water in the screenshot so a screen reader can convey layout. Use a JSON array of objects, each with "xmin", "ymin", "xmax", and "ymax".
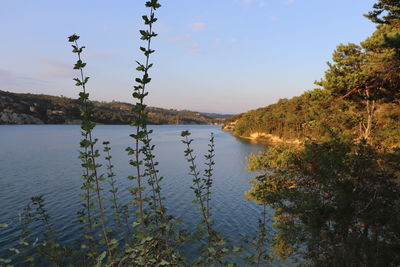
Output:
[{"xmin": 0, "ymin": 125, "xmax": 291, "ymax": 266}]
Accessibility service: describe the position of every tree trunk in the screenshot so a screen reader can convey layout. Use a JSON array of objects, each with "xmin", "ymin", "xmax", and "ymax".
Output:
[{"xmin": 362, "ymin": 90, "xmax": 375, "ymax": 141}]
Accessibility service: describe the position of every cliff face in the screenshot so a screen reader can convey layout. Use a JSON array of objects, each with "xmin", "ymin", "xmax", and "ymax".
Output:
[
  {"xmin": 0, "ymin": 92, "xmax": 79, "ymax": 124},
  {"xmin": 0, "ymin": 90, "xmax": 229, "ymax": 125},
  {"xmin": 0, "ymin": 94, "xmax": 42, "ymax": 124},
  {"xmin": 0, "ymin": 109, "xmax": 43, "ymax": 124},
  {"xmin": 221, "ymin": 120, "xmax": 236, "ymax": 131}
]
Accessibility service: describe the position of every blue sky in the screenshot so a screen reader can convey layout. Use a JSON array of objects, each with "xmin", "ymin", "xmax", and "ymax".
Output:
[{"xmin": 0, "ymin": 0, "xmax": 377, "ymax": 114}]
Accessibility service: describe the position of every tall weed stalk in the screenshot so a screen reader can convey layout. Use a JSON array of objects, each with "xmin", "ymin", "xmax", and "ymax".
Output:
[
  {"xmin": 68, "ymin": 34, "xmax": 114, "ymax": 263},
  {"xmin": 181, "ymin": 131, "xmax": 237, "ymax": 266},
  {"xmin": 4, "ymin": 1, "xmax": 272, "ymax": 266},
  {"xmin": 103, "ymin": 141, "xmax": 131, "ymax": 239}
]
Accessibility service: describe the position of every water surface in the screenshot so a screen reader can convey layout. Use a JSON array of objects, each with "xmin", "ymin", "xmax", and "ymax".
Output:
[{"xmin": 0, "ymin": 125, "xmax": 289, "ymax": 265}]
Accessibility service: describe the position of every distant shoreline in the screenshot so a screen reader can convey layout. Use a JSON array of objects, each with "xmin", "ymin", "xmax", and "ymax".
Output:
[{"xmin": 0, "ymin": 90, "xmax": 231, "ymax": 126}]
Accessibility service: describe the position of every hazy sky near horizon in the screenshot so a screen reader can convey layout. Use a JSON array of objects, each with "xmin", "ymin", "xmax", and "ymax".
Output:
[{"xmin": 1, "ymin": 0, "xmax": 377, "ymax": 114}]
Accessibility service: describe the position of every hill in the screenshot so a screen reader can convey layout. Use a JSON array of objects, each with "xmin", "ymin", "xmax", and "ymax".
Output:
[
  {"xmin": 223, "ymin": 89, "xmax": 400, "ymax": 148},
  {"xmin": 223, "ymin": 15, "xmax": 400, "ymax": 149},
  {"xmin": 0, "ymin": 90, "xmax": 231, "ymax": 125}
]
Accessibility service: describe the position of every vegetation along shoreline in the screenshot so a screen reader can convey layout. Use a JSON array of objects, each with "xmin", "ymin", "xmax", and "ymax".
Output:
[{"xmin": 0, "ymin": 90, "xmax": 230, "ymax": 125}]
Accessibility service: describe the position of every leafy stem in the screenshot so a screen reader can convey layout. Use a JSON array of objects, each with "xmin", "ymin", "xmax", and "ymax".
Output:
[
  {"xmin": 181, "ymin": 131, "xmax": 227, "ymax": 266},
  {"xmin": 68, "ymin": 34, "xmax": 113, "ymax": 264},
  {"xmin": 128, "ymin": 0, "xmax": 161, "ymax": 236}
]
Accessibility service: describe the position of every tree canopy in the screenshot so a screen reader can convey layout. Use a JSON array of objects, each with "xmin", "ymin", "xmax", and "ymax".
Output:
[{"xmin": 241, "ymin": 1, "xmax": 400, "ymax": 265}]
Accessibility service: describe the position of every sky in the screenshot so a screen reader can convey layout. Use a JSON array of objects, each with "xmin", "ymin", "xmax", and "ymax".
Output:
[{"xmin": 0, "ymin": 0, "xmax": 377, "ymax": 114}]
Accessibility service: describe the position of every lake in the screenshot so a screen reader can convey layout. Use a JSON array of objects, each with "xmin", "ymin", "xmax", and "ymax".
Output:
[{"xmin": 0, "ymin": 125, "xmax": 291, "ymax": 266}]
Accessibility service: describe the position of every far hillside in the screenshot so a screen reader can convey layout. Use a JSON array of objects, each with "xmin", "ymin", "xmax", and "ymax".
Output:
[{"xmin": 0, "ymin": 90, "xmax": 231, "ymax": 125}]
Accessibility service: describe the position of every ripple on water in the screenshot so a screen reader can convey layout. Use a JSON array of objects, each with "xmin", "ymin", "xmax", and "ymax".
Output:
[{"xmin": 0, "ymin": 125, "xmax": 294, "ymax": 266}]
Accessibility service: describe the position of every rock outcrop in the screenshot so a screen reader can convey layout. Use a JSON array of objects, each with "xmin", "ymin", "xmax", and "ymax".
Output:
[{"xmin": 0, "ymin": 109, "xmax": 43, "ymax": 124}]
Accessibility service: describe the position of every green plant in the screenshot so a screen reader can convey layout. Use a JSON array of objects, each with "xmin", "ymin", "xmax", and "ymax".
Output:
[
  {"xmin": 4, "ymin": 1, "xmax": 269, "ymax": 266},
  {"xmin": 14, "ymin": 196, "xmax": 69, "ymax": 266},
  {"xmin": 69, "ymin": 33, "xmax": 116, "ymax": 264},
  {"xmin": 181, "ymin": 131, "xmax": 240, "ymax": 266},
  {"xmin": 246, "ymin": 135, "xmax": 400, "ymax": 266},
  {"xmin": 6, "ymin": 0, "xmax": 400, "ymax": 266},
  {"xmin": 103, "ymin": 141, "xmax": 131, "ymax": 239},
  {"xmin": 243, "ymin": 204, "xmax": 271, "ymax": 266}
]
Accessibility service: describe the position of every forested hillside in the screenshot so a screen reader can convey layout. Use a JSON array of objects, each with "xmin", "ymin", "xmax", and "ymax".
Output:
[
  {"xmin": 2, "ymin": 0, "xmax": 400, "ymax": 266},
  {"xmin": 224, "ymin": 88, "xmax": 400, "ymax": 148},
  {"xmin": 224, "ymin": 5, "xmax": 400, "ymax": 148},
  {"xmin": 245, "ymin": 1, "xmax": 400, "ymax": 265},
  {"xmin": 0, "ymin": 90, "xmax": 229, "ymax": 125}
]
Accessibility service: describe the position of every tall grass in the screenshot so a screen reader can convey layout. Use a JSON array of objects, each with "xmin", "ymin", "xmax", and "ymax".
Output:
[{"xmin": 2, "ymin": 1, "xmax": 271, "ymax": 266}]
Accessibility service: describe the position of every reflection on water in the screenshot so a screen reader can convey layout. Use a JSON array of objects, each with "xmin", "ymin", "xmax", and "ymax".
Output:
[{"xmin": 0, "ymin": 125, "xmax": 291, "ymax": 266}]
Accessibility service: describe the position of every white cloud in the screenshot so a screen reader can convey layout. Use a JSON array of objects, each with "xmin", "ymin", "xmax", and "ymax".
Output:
[
  {"xmin": 285, "ymin": 0, "xmax": 296, "ymax": 5},
  {"xmin": 215, "ymin": 38, "xmax": 222, "ymax": 45},
  {"xmin": 86, "ymin": 50, "xmax": 117, "ymax": 59},
  {"xmin": 169, "ymin": 34, "xmax": 202, "ymax": 54},
  {"xmin": 0, "ymin": 69, "xmax": 46, "ymax": 88},
  {"xmin": 267, "ymin": 15, "xmax": 278, "ymax": 21},
  {"xmin": 191, "ymin": 22, "xmax": 206, "ymax": 32},
  {"xmin": 186, "ymin": 43, "xmax": 201, "ymax": 54},
  {"xmin": 39, "ymin": 59, "xmax": 73, "ymax": 79},
  {"xmin": 241, "ymin": 0, "xmax": 266, "ymax": 7},
  {"xmin": 169, "ymin": 34, "xmax": 192, "ymax": 43},
  {"xmin": 214, "ymin": 37, "xmax": 240, "ymax": 46}
]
